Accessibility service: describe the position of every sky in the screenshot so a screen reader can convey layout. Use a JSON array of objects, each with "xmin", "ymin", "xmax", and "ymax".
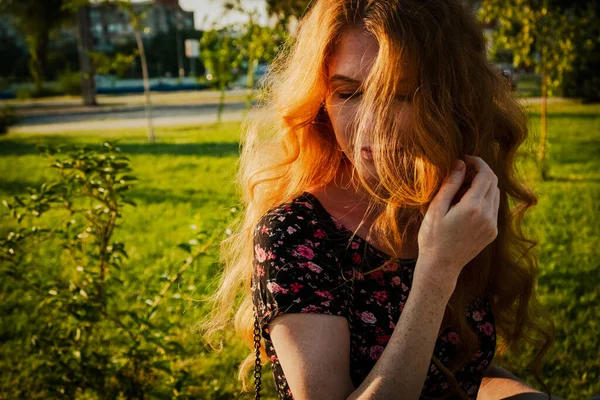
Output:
[{"xmin": 178, "ymin": 0, "xmax": 269, "ymax": 29}]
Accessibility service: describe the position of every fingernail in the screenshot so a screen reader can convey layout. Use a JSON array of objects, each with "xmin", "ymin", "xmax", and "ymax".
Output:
[{"xmin": 454, "ymin": 160, "xmax": 465, "ymax": 171}]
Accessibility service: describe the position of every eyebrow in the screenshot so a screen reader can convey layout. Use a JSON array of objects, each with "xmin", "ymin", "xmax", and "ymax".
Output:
[{"xmin": 329, "ymin": 74, "xmax": 410, "ymax": 84}]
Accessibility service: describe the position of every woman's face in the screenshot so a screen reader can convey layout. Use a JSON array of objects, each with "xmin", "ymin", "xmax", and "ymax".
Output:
[{"xmin": 325, "ymin": 24, "xmax": 414, "ymax": 179}]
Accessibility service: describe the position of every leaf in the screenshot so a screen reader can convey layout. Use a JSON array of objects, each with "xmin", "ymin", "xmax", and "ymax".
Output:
[{"xmin": 177, "ymin": 243, "xmax": 192, "ymax": 254}]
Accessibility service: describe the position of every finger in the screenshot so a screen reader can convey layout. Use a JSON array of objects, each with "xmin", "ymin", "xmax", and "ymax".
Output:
[
  {"xmin": 462, "ymin": 155, "xmax": 495, "ymax": 202},
  {"xmin": 484, "ymin": 183, "xmax": 499, "ymax": 223},
  {"xmin": 431, "ymin": 159, "xmax": 466, "ymax": 215},
  {"xmin": 493, "ymin": 187, "xmax": 500, "ymax": 223}
]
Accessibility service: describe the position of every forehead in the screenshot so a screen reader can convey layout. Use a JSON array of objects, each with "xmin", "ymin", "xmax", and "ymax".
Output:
[{"xmin": 327, "ymin": 25, "xmax": 379, "ymax": 81}]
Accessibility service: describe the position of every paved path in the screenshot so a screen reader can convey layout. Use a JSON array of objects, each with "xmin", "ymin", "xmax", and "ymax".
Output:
[{"xmin": 4, "ymin": 92, "xmax": 569, "ymax": 134}]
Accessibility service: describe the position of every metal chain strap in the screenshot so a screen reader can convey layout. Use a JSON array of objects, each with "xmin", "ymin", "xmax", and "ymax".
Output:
[
  {"xmin": 253, "ymin": 311, "xmax": 262, "ymax": 400},
  {"xmin": 346, "ymin": 268, "xmax": 356, "ymax": 337}
]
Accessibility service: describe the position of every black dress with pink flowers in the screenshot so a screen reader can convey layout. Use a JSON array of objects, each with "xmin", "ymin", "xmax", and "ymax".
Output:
[{"xmin": 251, "ymin": 192, "xmax": 496, "ymax": 399}]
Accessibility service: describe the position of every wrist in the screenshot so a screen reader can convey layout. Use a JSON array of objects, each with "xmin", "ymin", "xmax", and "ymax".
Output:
[{"xmin": 413, "ymin": 258, "xmax": 458, "ymax": 298}]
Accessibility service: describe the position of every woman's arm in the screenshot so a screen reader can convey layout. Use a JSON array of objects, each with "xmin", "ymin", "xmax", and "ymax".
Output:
[
  {"xmin": 477, "ymin": 365, "xmax": 565, "ymax": 400},
  {"xmin": 269, "ymin": 258, "xmax": 456, "ymax": 400},
  {"xmin": 347, "ymin": 268, "xmax": 456, "ymax": 400}
]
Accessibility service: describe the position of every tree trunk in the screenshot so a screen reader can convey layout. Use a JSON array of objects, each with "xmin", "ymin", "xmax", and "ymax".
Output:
[
  {"xmin": 27, "ymin": 33, "xmax": 49, "ymax": 92},
  {"xmin": 76, "ymin": 5, "xmax": 97, "ymax": 106},
  {"xmin": 134, "ymin": 30, "xmax": 155, "ymax": 144},
  {"xmin": 218, "ymin": 86, "xmax": 226, "ymax": 123},
  {"xmin": 246, "ymin": 57, "xmax": 256, "ymax": 111}
]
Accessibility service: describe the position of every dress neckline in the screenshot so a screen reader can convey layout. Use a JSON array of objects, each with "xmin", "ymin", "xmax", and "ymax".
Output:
[{"xmin": 300, "ymin": 191, "xmax": 418, "ymax": 264}]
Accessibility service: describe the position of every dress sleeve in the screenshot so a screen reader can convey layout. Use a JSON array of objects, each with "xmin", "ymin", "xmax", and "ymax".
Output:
[{"xmin": 251, "ymin": 204, "xmax": 349, "ymax": 340}]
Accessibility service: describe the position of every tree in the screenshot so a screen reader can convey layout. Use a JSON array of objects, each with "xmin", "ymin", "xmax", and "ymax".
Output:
[
  {"xmin": 0, "ymin": 0, "xmax": 72, "ymax": 93},
  {"xmin": 117, "ymin": 0, "xmax": 155, "ymax": 143},
  {"xmin": 76, "ymin": 4, "xmax": 97, "ymax": 105},
  {"xmin": 479, "ymin": 0, "xmax": 580, "ymax": 180},
  {"xmin": 225, "ymin": 1, "xmax": 287, "ymax": 109},
  {"xmin": 200, "ymin": 27, "xmax": 243, "ymax": 123},
  {"xmin": 265, "ymin": 0, "xmax": 310, "ymax": 29}
]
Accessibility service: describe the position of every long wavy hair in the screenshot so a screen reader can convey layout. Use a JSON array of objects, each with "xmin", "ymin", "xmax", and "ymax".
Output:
[{"xmin": 199, "ymin": 0, "xmax": 556, "ymax": 398}]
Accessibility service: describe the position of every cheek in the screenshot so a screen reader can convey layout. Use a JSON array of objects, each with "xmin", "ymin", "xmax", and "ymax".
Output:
[{"xmin": 326, "ymin": 101, "xmax": 355, "ymax": 150}]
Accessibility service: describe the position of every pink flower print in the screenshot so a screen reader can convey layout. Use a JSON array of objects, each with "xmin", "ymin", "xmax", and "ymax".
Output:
[
  {"xmin": 314, "ymin": 229, "xmax": 326, "ymax": 238},
  {"xmin": 352, "ymin": 253, "xmax": 362, "ymax": 264},
  {"xmin": 293, "ymin": 245, "xmax": 315, "ymax": 260},
  {"xmin": 401, "ymin": 283, "xmax": 409, "ymax": 292},
  {"xmin": 369, "ymin": 345, "xmax": 384, "ymax": 360},
  {"xmin": 306, "ymin": 262, "xmax": 323, "ymax": 273},
  {"xmin": 376, "ymin": 335, "xmax": 391, "ymax": 345},
  {"xmin": 302, "ymin": 304, "xmax": 322, "ymax": 312},
  {"xmin": 267, "ymin": 281, "xmax": 288, "ymax": 294},
  {"xmin": 260, "ymin": 226, "xmax": 269, "ymax": 234},
  {"xmin": 359, "ymin": 311, "xmax": 377, "ymax": 324},
  {"xmin": 478, "ymin": 322, "xmax": 494, "ymax": 336},
  {"xmin": 371, "ymin": 270, "xmax": 383, "ymax": 280},
  {"xmin": 374, "ymin": 290, "xmax": 388, "ymax": 304},
  {"xmin": 255, "ymin": 244, "xmax": 267, "ymax": 263},
  {"xmin": 287, "ymin": 226, "xmax": 297, "ymax": 235},
  {"xmin": 470, "ymin": 350, "xmax": 484, "ymax": 361},
  {"xmin": 267, "ymin": 250, "xmax": 276, "ymax": 260},
  {"xmin": 290, "ymin": 282, "xmax": 303, "ymax": 293},
  {"xmin": 447, "ymin": 332, "xmax": 460, "ymax": 345},
  {"xmin": 391, "ymin": 276, "xmax": 401, "ymax": 286},
  {"xmin": 472, "ymin": 311, "xmax": 484, "ymax": 321},
  {"xmin": 399, "ymin": 302, "xmax": 405, "ymax": 312},
  {"xmin": 389, "ymin": 321, "xmax": 396, "ymax": 329},
  {"xmin": 351, "ymin": 241, "xmax": 360, "ymax": 249},
  {"xmin": 277, "ymin": 216, "xmax": 285, "ymax": 221},
  {"xmin": 384, "ymin": 262, "xmax": 399, "ymax": 272},
  {"xmin": 315, "ymin": 290, "xmax": 334, "ymax": 300},
  {"xmin": 270, "ymin": 354, "xmax": 277, "ymax": 362}
]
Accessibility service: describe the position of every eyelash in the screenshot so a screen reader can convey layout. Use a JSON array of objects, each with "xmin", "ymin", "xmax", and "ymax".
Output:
[{"xmin": 336, "ymin": 92, "xmax": 412, "ymax": 102}]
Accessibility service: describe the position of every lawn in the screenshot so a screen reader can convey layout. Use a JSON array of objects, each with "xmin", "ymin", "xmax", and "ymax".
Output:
[{"xmin": 0, "ymin": 99, "xmax": 598, "ymax": 399}]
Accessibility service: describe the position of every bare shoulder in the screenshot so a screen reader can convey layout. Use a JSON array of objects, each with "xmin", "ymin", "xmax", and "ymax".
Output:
[{"xmin": 269, "ymin": 313, "xmax": 355, "ymax": 400}]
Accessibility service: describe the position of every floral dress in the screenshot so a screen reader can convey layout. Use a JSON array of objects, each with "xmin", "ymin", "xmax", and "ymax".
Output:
[{"xmin": 251, "ymin": 192, "xmax": 496, "ymax": 399}]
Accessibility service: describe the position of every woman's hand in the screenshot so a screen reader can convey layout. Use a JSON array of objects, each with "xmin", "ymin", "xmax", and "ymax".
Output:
[{"xmin": 415, "ymin": 155, "xmax": 500, "ymax": 290}]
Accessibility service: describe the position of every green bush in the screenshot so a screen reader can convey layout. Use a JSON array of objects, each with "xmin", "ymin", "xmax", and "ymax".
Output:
[
  {"xmin": 15, "ymin": 86, "xmax": 61, "ymax": 99},
  {"xmin": 58, "ymin": 69, "xmax": 83, "ymax": 96},
  {"xmin": 0, "ymin": 142, "xmax": 215, "ymax": 398}
]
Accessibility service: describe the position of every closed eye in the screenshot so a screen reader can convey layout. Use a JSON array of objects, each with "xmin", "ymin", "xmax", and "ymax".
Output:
[
  {"xmin": 337, "ymin": 92, "xmax": 412, "ymax": 102},
  {"xmin": 337, "ymin": 91, "xmax": 362, "ymax": 99}
]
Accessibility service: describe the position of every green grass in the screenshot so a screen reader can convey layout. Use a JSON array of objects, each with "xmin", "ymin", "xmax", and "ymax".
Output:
[{"xmin": 0, "ymin": 100, "xmax": 598, "ymax": 399}]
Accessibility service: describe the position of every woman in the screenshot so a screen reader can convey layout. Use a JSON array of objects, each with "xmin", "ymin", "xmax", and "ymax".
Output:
[{"xmin": 200, "ymin": 0, "xmax": 558, "ymax": 399}]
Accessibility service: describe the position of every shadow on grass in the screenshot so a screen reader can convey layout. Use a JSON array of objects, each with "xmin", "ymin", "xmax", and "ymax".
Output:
[
  {"xmin": 128, "ymin": 187, "xmax": 235, "ymax": 209},
  {"xmin": 0, "ymin": 179, "xmax": 236, "ymax": 212},
  {"xmin": 0, "ymin": 140, "xmax": 241, "ymax": 157}
]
